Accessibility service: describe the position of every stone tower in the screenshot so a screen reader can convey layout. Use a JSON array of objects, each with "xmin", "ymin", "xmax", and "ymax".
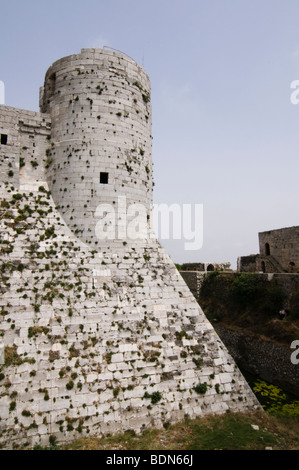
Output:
[
  {"xmin": 40, "ymin": 49, "xmax": 153, "ymax": 249},
  {"xmin": 0, "ymin": 49, "xmax": 260, "ymax": 449}
]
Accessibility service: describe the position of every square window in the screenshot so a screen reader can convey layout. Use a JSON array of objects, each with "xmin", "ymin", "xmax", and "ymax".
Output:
[
  {"xmin": 100, "ymin": 172, "xmax": 109, "ymax": 184},
  {"xmin": 1, "ymin": 134, "xmax": 7, "ymax": 145}
]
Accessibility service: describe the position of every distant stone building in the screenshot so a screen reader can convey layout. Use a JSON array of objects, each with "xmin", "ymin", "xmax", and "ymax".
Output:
[
  {"xmin": 179, "ymin": 262, "xmax": 231, "ymax": 300},
  {"xmin": 238, "ymin": 226, "xmax": 299, "ymax": 273},
  {"xmin": 180, "ymin": 262, "xmax": 231, "ymax": 272}
]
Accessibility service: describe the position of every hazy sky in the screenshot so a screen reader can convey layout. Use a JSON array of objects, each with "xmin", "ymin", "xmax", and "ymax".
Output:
[{"xmin": 1, "ymin": 0, "xmax": 299, "ymax": 268}]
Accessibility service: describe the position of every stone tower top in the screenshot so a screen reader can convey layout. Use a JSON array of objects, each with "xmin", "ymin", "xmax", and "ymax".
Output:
[{"xmin": 40, "ymin": 48, "xmax": 153, "ymax": 249}]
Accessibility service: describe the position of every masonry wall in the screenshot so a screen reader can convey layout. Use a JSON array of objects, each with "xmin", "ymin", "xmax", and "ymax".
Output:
[
  {"xmin": 179, "ymin": 271, "xmax": 206, "ymax": 300},
  {"xmin": 0, "ymin": 49, "xmax": 261, "ymax": 449},
  {"xmin": 0, "ymin": 106, "xmax": 51, "ymax": 192},
  {"xmin": 0, "ymin": 188, "xmax": 260, "ymax": 449},
  {"xmin": 217, "ymin": 326, "xmax": 299, "ymax": 396},
  {"xmin": 259, "ymin": 227, "xmax": 299, "ymax": 273},
  {"xmin": 237, "ymin": 255, "xmax": 259, "ymax": 273}
]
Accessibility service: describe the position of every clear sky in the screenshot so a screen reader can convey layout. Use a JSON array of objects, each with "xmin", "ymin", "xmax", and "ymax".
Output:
[{"xmin": 1, "ymin": 0, "xmax": 299, "ymax": 268}]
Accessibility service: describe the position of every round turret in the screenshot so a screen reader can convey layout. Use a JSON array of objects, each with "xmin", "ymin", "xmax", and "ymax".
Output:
[{"xmin": 40, "ymin": 48, "xmax": 153, "ymax": 248}]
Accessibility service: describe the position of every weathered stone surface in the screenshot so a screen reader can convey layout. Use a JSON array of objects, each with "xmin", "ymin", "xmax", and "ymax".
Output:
[
  {"xmin": 0, "ymin": 48, "xmax": 260, "ymax": 450},
  {"xmin": 238, "ymin": 226, "xmax": 299, "ymax": 273}
]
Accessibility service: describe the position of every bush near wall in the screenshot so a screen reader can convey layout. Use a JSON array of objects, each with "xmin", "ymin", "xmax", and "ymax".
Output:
[
  {"xmin": 289, "ymin": 287, "xmax": 299, "ymax": 319},
  {"xmin": 199, "ymin": 272, "xmax": 286, "ymax": 323}
]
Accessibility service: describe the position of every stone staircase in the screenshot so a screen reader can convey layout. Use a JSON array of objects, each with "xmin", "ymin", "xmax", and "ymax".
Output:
[{"xmin": 259, "ymin": 255, "xmax": 286, "ymax": 273}]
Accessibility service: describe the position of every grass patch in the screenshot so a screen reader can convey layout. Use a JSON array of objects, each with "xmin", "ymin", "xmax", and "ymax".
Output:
[
  {"xmin": 181, "ymin": 413, "xmax": 276, "ymax": 450},
  {"xmin": 58, "ymin": 411, "xmax": 299, "ymax": 451}
]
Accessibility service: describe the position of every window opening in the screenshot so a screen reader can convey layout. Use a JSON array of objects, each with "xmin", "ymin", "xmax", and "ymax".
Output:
[
  {"xmin": 1, "ymin": 134, "xmax": 7, "ymax": 145},
  {"xmin": 100, "ymin": 172, "xmax": 109, "ymax": 184},
  {"xmin": 265, "ymin": 243, "xmax": 270, "ymax": 256},
  {"xmin": 48, "ymin": 73, "xmax": 56, "ymax": 97}
]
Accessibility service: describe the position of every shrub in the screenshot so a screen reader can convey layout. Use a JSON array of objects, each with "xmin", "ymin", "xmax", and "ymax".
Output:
[
  {"xmin": 200, "ymin": 272, "xmax": 285, "ymax": 321},
  {"xmin": 66, "ymin": 380, "xmax": 74, "ymax": 390},
  {"xmin": 49, "ymin": 435, "xmax": 57, "ymax": 448},
  {"xmin": 5, "ymin": 346, "xmax": 23, "ymax": 366},
  {"xmin": 150, "ymin": 391, "xmax": 162, "ymax": 404},
  {"xmin": 45, "ymin": 225, "xmax": 55, "ymax": 238},
  {"xmin": 9, "ymin": 401, "xmax": 16, "ymax": 412},
  {"xmin": 230, "ymin": 274, "xmax": 263, "ymax": 306},
  {"xmin": 193, "ymin": 382, "xmax": 207, "ymax": 395},
  {"xmin": 12, "ymin": 193, "xmax": 23, "ymax": 200},
  {"xmin": 289, "ymin": 287, "xmax": 299, "ymax": 319},
  {"xmin": 144, "ymin": 391, "xmax": 162, "ymax": 404},
  {"xmin": 231, "ymin": 274, "xmax": 285, "ymax": 315},
  {"xmin": 259, "ymin": 281, "xmax": 286, "ymax": 316},
  {"xmin": 142, "ymin": 92, "xmax": 150, "ymax": 103},
  {"xmin": 200, "ymin": 272, "xmax": 234, "ymax": 318}
]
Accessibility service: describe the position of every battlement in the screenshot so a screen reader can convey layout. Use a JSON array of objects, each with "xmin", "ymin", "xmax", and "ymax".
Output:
[{"xmin": 0, "ymin": 106, "xmax": 51, "ymax": 193}]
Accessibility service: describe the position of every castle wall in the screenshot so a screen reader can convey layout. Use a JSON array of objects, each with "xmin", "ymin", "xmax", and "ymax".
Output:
[
  {"xmin": 0, "ymin": 106, "xmax": 51, "ymax": 193},
  {"xmin": 217, "ymin": 325, "xmax": 299, "ymax": 396},
  {"xmin": 259, "ymin": 227, "xmax": 299, "ymax": 273},
  {"xmin": 237, "ymin": 255, "xmax": 260, "ymax": 273},
  {"xmin": 180, "ymin": 271, "xmax": 206, "ymax": 299},
  {"xmin": 0, "ymin": 49, "xmax": 261, "ymax": 449},
  {"xmin": 0, "ymin": 188, "xmax": 260, "ymax": 449}
]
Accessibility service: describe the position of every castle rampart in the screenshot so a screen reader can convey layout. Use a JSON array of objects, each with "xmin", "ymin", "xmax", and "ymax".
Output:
[
  {"xmin": 238, "ymin": 226, "xmax": 299, "ymax": 274},
  {"xmin": 259, "ymin": 227, "xmax": 299, "ymax": 273},
  {"xmin": 0, "ymin": 106, "xmax": 51, "ymax": 192}
]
